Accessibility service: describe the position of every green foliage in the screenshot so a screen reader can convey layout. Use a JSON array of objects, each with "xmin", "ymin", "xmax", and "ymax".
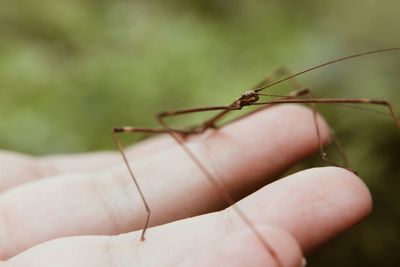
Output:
[{"xmin": 0, "ymin": 1, "xmax": 399, "ymax": 266}]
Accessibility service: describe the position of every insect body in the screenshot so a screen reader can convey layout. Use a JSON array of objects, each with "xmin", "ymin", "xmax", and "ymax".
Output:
[{"xmin": 234, "ymin": 90, "xmax": 260, "ymax": 107}]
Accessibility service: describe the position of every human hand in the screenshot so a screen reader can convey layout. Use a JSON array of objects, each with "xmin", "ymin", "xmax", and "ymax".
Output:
[{"xmin": 0, "ymin": 105, "xmax": 371, "ymax": 267}]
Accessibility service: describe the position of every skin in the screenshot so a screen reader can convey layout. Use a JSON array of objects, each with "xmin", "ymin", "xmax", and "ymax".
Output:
[{"xmin": 0, "ymin": 104, "xmax": 372, "ymax": 267}]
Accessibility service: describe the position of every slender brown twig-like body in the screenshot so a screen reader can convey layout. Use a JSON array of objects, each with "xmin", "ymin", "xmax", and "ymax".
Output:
[{"xmin": 113, "ymin": 48, "xmax": 400, "ymax": 266}]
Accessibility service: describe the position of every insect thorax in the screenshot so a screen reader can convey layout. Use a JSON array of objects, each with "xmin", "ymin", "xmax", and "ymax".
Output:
[{"xmin": 234, "ymin": 90, "xmax": 260, "ymax": 107}]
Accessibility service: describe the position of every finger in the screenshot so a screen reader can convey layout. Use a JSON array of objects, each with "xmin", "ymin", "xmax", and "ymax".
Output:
[
  {"xmin": 0, "ymin": 105, "xmax": 330, "ymax": 258},
  {"xmin": 39, "ymin": 134, "xmax": 177, "ymax": 173},
  {"xmin": 2, "ymin": 227, "xmax": 302, "ymax": 267},
  {"xmin": 0, "ymin": 103, "xmax": 329, "ymax": 193},
  {"xmin": 127, "ymin": 167, "xmax": 369, "ymax": 255},
  {"xmin": 2, "ymin": 167, "xmax": 368, "ymax": 266},
  {"xmin": 177, "ymin": 227, "xmax": 303, "ymax": 267},
  {"xmin": 0, "ymin": 135, "xmax": 175, "ymax": 192},
  {"xmin": 232, "ymin": 167, "xmax": 372, "ymax": 252},
  {"xmin": 127, "ymin": 167, "xmax": 369, "ymax": 256},
  {"xmin": 0, "ymin": 151, "xmax": 37, "ymax": 191}
]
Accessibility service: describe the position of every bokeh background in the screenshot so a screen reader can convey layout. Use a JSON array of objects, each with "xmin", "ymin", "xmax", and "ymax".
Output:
[{"xmin": 0, "ymin": 0, "xmax": 399, "ymax": 266}]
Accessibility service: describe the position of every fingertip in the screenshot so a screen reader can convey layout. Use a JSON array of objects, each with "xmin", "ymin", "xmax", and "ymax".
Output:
[
  {"xmin": 316, "ymin": 166, "xmax": 373, "ymax": 220},
  {"xmin": 232, "ymin": 166, "xmax": 373, "ymax": 253},
  {"xmin": 297, "ymin": 167, "xmax": 372, "ymax": 218},
  {"xmin": 287, "ymin": 167, "xmax": 373, "ymax": 250}
]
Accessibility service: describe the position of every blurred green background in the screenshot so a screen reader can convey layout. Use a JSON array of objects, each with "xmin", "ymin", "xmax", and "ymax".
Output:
[{"xmin": 0, "ymin": 0, "xmax": 399, "ymax": 266}]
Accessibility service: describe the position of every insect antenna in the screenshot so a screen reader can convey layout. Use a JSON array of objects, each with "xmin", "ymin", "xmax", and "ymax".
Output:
[{"xmin": 254, "ymin": 48, "xmax": 400, "ymax": 93}]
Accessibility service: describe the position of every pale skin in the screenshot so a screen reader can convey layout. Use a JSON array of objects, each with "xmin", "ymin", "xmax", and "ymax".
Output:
[{"xmin": 0, "ymin": 105, "xmax": 372, "ymax": 267}]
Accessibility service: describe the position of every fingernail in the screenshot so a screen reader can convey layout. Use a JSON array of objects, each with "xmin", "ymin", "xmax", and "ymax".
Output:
[{"xmin": 301, "ymin": 257, "xmax": 307, "ymax": 267}]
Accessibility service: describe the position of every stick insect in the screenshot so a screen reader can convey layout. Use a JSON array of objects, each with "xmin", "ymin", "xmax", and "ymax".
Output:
[{"xmin": 112, "ymin": 48, "xmax": 400, "ymax": 267}]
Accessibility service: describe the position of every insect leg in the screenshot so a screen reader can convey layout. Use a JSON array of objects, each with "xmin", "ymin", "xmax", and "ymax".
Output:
[
  {"xmin": 256, "ymin": 67, "xmax": 350, "ymax": 168},
  {"xmin": 112, "ymin": 126, "xmax": 167, "ymax": 241},
  {"xmin": 301, "ymin": 91, "xmax": 350, "ymax": 168}
]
